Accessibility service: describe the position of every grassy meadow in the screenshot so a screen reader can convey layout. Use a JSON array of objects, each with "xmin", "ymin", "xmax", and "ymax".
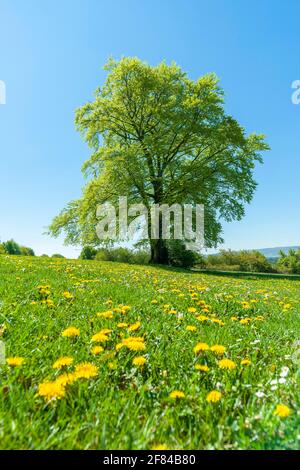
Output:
[{"xmin": 0, "ymin": 254, "xmax": 299, "ymax": 450}]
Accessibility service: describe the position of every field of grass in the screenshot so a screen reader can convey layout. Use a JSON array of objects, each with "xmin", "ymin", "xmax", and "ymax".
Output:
[{"xmin": 0, "ymin": 254, "xmax": 299, "ymax": 450}]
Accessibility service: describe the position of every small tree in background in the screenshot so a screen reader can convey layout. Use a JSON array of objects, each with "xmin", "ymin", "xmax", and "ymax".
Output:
[
  {"xmin": 79, "ymin": 246, "xmax": 98, "ymax": 260},
  {"xmin": 3, "ymin": 239, "xmax": 21, "ymax": 255}
]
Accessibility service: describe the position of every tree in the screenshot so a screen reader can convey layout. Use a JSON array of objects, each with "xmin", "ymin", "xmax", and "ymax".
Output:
[
  {"xmin": 3, "ymin": 239, "xmax": 21, "ymax": 255},
  {"xmin": 20, "ymin": 246, "xmax": 35, "ymax": 256},
  {"xmin": 277, "ymin": 248, "xmax": 300, "ymax": 274},
  {"xmin": 51, "ymin": 253, "xmax": 65, "ymax": 259},
  {"xmin": 79, "ymin": 246, "xmax": 97, "ymax": 260},
  {"xmin": 49, "ymin": 57, "xmax": 269, "ymax": 264}
]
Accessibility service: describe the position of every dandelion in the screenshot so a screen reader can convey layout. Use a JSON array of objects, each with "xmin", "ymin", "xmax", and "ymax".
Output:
[
  {"xmin": 206, "ymin": 390, "xmax": 222, "ymax": 403},
  {"xmin": 56, "ymin": 373, "xmax": 77, "ymax": 386},
  {"xmin": 61, "ymin": 326, "xmax": 80, "ymax": 338},
  {"xmin": 97, "ymin": 310, "xmax": 113, "ymax": 319},
  {"xmin": 169, "ymin": 390, "xmax": 185, "ymax": 399},
  {"xmin": 53, "ymin": 357, "xmax": 73, "ymax": 369},
  {"xmin": 194, "ymin": 342, "xmax": 209, "ymax": 353},
  {"xmin": 210, "ymin": 344, "xmax": 226, "ymax": 355},
  {"xmin": 273, "ymin": 404, "xmax": 291, "ymax": 418},
  {"xmin": 151, "ymin": 444, "xmax": 168, "ymax": 450},
  {"xmin": 38, "ymin": 380, "xmax": 66, "ymax": 400},
  {"xmin": 117, "ymin": 323, "xmax": 128, "ymax": 328},
  {"xmin": 186, "ymin": 325, "xmax": 197, "ymax": 332},
  {"xmin": 128, "ymin": 321, "xmax": 141, "ymax": 332},
  {"xmin": 91, "ymin": 345, "xmax": 104, "ymax": 355},
  {"xmin": 188, "ymin": 307, "xmax": 197, "ymax": 313},
  {"xmin": 218, "ymin": 358, "xmax": 236, "ymax": 370},
  {"xmin": 6, "ymin": 357, "xmax": 25, "ymax": 367},
  {"xmin": 195, "ymin": 364, "xmax": 209, "ymax": 372},
  {"xmin": 132, "ymin": 356, "xmax": 147, "ymax": 366},
  {"xmin": 63, "ymin": 291, "xmax": 74, "ymax": 300},
  {"xmin": 74, "ymin": 362, "xmax": 98, "ymax": 379},
  {"xmin": 91, "ymin": 332, "xmax": 109, "ymax": 343},
  {"xmin": 240, "ymin": 359, "xmax": 251, "ymax": 366}
]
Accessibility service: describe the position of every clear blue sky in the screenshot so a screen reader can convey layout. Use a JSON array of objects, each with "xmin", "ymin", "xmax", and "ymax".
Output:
[{"xmin": 0, "ymin": 0, "xmax": 299, "ymax": 257}]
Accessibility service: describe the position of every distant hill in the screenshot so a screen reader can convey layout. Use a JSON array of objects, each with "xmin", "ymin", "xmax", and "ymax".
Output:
[{"xmin": 256, "ymin": 246, "xmax": 300, "ymax": 259}]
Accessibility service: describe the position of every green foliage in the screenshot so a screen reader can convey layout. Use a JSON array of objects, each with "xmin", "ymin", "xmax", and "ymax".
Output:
[
  {"xmin": 79, "ymin": 246, "xmax": 98, "ymax": 260},
  {"xmin": 206, "ymin": 249, "xmax": 274, "ymax": 273},
  {"xmin": 167, "ymin": 240, "xmax": 199, "ymax": 268},
  {"xmin": 277, "ymin": 248, "xmax": 300, "ymax": 274},
  {"xmin": 0, "ymin": 244, "xmax": 5, "ymax": 254},
  {"xmin": 51, "ymin": 253, "xmax": 65, "ymax": 259},
  {"xmin": 49, "ymin": 57, "xmax": 269, "ymax": 264},
  {"xmin": 20, "ymin": 246, "xmax": 35, "ymax": 256},
  {"xmin": 3, "ymin": 239, "xmax": 21, "ymax": 255},
  {"xmin": 95, "ymin": 247, "xmax": 150, "ymax": 265}
]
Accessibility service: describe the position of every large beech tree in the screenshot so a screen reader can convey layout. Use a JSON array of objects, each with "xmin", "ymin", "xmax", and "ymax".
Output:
[{"xmin": 49, "ymin": 57, "xmax": 269, "ymax": 264}]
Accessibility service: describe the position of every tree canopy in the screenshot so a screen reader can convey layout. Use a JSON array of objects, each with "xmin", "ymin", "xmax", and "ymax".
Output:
[{"xmin": 49, "ymin": 57, "xmax": 269, "ymax": 263}]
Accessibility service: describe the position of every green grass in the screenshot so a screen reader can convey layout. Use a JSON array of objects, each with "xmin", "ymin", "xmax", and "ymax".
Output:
[{"xmin": 0, "ymin": 254, "xmax": 299, "ymax": 450}]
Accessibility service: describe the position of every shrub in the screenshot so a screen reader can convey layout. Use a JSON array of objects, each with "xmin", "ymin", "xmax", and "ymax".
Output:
[
  {"xmin": 167, "ymin": 240, "xmax": 199, "ymax": 268},
  {"xmin": 51, "ymin": 254, "xmax": 65, "ymax": 258},
  {"xmin": 3, "ymin": 239, "xmax": 21, "ymax": 255},
  {"xmin": 277, "ymin": 249, "xmax": 300, "ymax": 274},
  {"xmin": 79, "ymin": 246, "xmax": 97, "ymax": 260}
]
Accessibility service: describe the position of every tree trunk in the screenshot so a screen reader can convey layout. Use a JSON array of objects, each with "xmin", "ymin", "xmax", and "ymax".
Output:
[{"xmin": 150, "ymin": 238, "xmax": 169, "ymax": 264}]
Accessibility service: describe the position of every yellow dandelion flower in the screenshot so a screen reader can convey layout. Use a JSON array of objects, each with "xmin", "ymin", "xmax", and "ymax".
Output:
[
  {"xmin": 91, "ymin": 332, "xmax": 109, "ymax": 343},
  {"xmin": 218, "ymin": 358, "xmax": 236, "ymax": 370},
  {"xmin": 74, "ymin": 362, "xmax": 98, "ymax": 379},
  {"xmin": 127, "ymin": 341, "xmax": 146, "ymax": 351},
  {"xmin": 63, "ymin": 291, "xmax": 74, "ymax": 300},
  {"xmin": 186, "ymin": 325, "xmax": 197, "ymax": 332},
  {"xmin": 151, "ymin": 444, "xmax": 168, "ymax": 450},
  {"xmin": 6, "ymin": 357, "xmax": 25, "ymax": 367},
  {"xmin": 56, "ymin": 373, "xmax": 77, "ymax": 386},
  {"xmin": 231, "ymin": 316, "xmax": 238, "ymax": 321},
  {"xmin": 194, "ymin": 342, "xmax": 209, "ymax": 353},
  {"xmin": 132, "ymin": 356, "xmax": 147, "ymax": 366},
  {"xmin": 210, "ymin": 344, "xmax": 226, "ymax": 355},
  {"xmin": 91, "ymin": 345, "xmax": 104, "ymax": 355},
  {"xmin": 128, "ymin": 321, "xmax": 141, "ymax": 332},
  {"xmin": 61, "ymin": 326, "xmax": 80, "ymax": 338},
  {"xmin": 117, "ymin": 323, "xmax": 128, "ymax": 328},
  {"xmin": 53, "ymin": 356, "xmax": 73, "ymax": 369},
  {"xmin": 151, "ymin": 299, "xmax": 158, "ymax": 304},
  {"xmin": 169, "ymin": 390, "xmax": 185, "ymax": 399},
  {"xmin": 273, "ymin": 404, "xmax": 291, "ymax": 418},
  {"xmin": 196, "ymin": 315, "xmax": 209, "ymax": 322},
  {"xmin": 240, "ymin": 318, "xmax": 251, "ymax": 325},
  {"xmin": 97, "ymin": 310, "xmax": 113, "ymax": 319},
  {"xmin": 38, "ymin": 380, "xmax": 66, "ymax": 400},
  {"xmin": 206, "ymin": 390, "xmax": 222, "ymax": 403},
  {"xmin": 188, "ymin": 307, "xmax": 197, "ymax": 313},
  {"xmin": 240, "ymin": 359, "xmax": 251, "ymax": 366},
  {"xmin": 195, "ymin": 364, "xmax": 209, "ymax": 372}
]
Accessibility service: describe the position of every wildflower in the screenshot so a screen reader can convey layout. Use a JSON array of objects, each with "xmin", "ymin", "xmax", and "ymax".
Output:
[
  {"xmin": 194, "ymin": 342, "xmax": 209, "ymax": 353},
  {"xmin": 210, "ymin": 344, "xmax": 226, "ymax": 355},
  {"xmin": 195, "ymin": 364, "xmax": 209, "ymax": 372},
  {"xmin": 74, "ymin": 362, "xmax": 98, "ymax": 379},
  {"xmin": 117, "ymin": 323, "xmax": 128, "ymax": 328},
  {"xmin": 6, "ymin": 357, "xmax": 25, "ymax": 367},
  {"xmin": 132, "ymin": 356, "xmax": 147, "ymax": 366},
  {"xmin": 53, "ymin": 357, "xmax": 73, "ymax": 369},
  {"xmin": 38, "ymin": 380, "xmax": 66, "ymax": 400},
  {"xmin": 128, "ymin": 321, "xmax": 141, "ymax": 332},
  {"xmin": 218, "ymin": 358, "xmax": 236, "ymax": 370},
  {"xmin": 61, "ymin": 326, "xmax": 80, "ymax": 337},
  {"xmin": 196, "ymin": 315, "xmax": 209, "ymax": 322},
  {"xmin": 127, "ymin": 341, "xmax": 146, "ymax": 351},
  {"xmin": 97, "ymin": 310, "xmax": 113, "ymax": 319},
  {"xmin": 151, "ymin": 299, "xmax": 158, "ymax": 304},
  {"xmin": 206, "ymin": 390, "xmax": 222, "ymax": 403},
  {"xmin": 151, "ymin": 445, "xmax": 168, "ymax": 450},
  {"xmin": 63, "ymin": 291, "xmax": 74, "ymax": 300},
  {"xmin": 188, "ymin": 307, "xmax": 197, "ymax": 313},
  {"xmin": 273, "ymin": 404, "xmax": 291, "ymax": 418},
  {"xmin": 240, "ymin": 318, "xmax": 251, "ymax": 325},
  {"xmin": 91, "ymin": 332, "xmax": 109, "ymax": 343},
  {"xmin": 56, "ymin": 373, "xmax": 77, "ymax": 386},
  {"xmin": 186, "ymin": 325, "xmax": 197, "ymax": 332},
  {"xmin": 91, "ymin": 345, "xmax": 104, "ymax": 355},
  {"xmin": 169, "ymin": 390, "xmax": 185, "ymax": 399},
  {"xmin": 240, "ymin": 359, "xmax": 251, "ymax": 366}
]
